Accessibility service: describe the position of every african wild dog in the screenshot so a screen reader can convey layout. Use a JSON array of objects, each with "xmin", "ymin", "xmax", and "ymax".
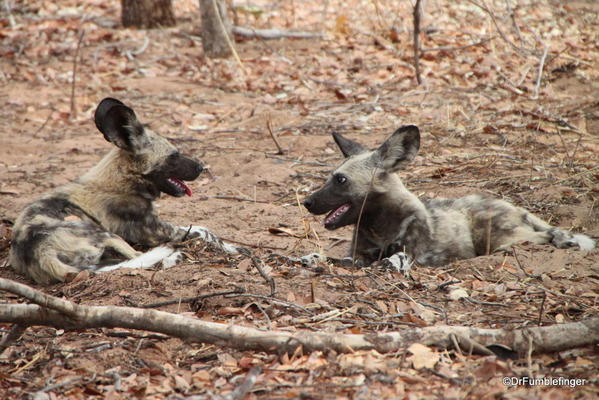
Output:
[
  {"xmin": 303, "ymin": 125, "xmax": 596, "ymax": 268},
  {"xmin": 10, "ymin": 98, "xmax": 206, "ymax": 284}
]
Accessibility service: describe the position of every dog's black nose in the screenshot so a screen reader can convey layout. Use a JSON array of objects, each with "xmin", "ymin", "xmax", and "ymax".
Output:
[{"xmin": 303, "ymin": 198, "xmax": 313, "ymax": 210}]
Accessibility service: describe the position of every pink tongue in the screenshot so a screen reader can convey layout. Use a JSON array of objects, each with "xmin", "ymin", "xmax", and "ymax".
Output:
[
  {"xmin": 325, "ymin": 203, "xmax": 350, "ymax": 225},
  {"xmin": 172, "ymin": 178, "xmax": 192, "ymax": 196}
]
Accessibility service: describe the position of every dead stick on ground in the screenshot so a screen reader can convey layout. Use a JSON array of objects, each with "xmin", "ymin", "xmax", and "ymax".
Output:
[
  {"xmin": 266, "ymin": 117, "xmax": 285, "ymax": 155},
  {"xmin": 412, "ymin": 0, "xmax": 422, "ymax": 85},
  {"xmin": 232, "ymin": 26, "xmax": 323, "ymax": 40},
  {"xmin": 34, "ymin": 108, "xmax": 55, "ymax": 137},
  {"xmin": 229, "ymin": 366, "xmax": 262, "ymax": 400},
  {"xmin": 251, "ymin": 256, "xmax": 276, "ymax": 296},
  {"xmin": 141, "ymin": 288, "xmax": 244, "ymax": 308},
  {"xmin": 421, "ymin": 37, "xmax": 491, "ymax": 53},
  {"xmin": 532, "ymin": 45, "xmax": 549, "ymax": 100},
  {"xmin": 511, "ymin": 246, "xmax": 541, "ymax": 280},
  {"xmin": 70, "ymin": 29, "xmax": 86, "ymax": 121},
  {"xmin": 537, "ymin": 291, "xmax": 547, "ymax": 326},
  {"xmin": 1, "ymin": 278, "xmax": 598, "ymax": 355}
]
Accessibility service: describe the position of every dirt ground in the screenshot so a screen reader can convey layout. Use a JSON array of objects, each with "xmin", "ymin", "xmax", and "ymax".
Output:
[{"xmin": 0, "ymin": 0, "xmax": 598, "ymax": 399}]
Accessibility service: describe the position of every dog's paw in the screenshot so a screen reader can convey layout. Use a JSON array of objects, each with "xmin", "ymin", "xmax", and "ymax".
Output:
[
  {"xmin": 376, "ymin": 253, "xmax": 413, "ymax": 273},
  {"xmin": 299, "ymin": 253, "xmax": 327, "ymax": 267},
  {"xmin": 179, "ymin": 225, "xmax": 241, "ymax": 255},
  {"xmin": 162, "ymin": 250, "xmax": 184, "ymax": 269}
]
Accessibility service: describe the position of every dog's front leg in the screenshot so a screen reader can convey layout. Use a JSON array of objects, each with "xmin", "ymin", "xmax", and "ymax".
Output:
[{"xmin": 111, "ymin": 213, "xmax": 184, "ymax": 247}]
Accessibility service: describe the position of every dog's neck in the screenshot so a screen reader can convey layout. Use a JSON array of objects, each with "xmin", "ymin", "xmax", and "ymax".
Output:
[
  {"xmin": 357, "ymin": 175, "xmax": 433, "ymax": 255},
  {"xmin": 78, "ymin": 149, "xmax": 158, "ymax": 200}
]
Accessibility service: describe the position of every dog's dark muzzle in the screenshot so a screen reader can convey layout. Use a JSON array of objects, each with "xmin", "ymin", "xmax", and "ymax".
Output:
[{"xmin": 178, "ymin": 156, "xmax": 204, "ymax": 181}]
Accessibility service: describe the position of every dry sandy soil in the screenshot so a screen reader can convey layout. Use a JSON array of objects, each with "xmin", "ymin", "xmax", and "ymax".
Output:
[{"xmin": 0, "ymin": 0, "xmax": 598, "ymax": 398}]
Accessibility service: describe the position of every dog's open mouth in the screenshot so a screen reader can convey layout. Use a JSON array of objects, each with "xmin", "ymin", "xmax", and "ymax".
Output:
[
  {"xmin": 167, "ymin": 177, "xmax": 192, "ymax": 197},
  {"xmin": 324, "ymin": 203, "xmax": 351, "ymax": 229}
]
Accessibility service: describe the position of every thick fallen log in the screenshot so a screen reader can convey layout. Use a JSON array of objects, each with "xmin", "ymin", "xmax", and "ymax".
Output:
[{"xmin": 0, "ymin": 278, "xmax": 597, "ymax": 356}]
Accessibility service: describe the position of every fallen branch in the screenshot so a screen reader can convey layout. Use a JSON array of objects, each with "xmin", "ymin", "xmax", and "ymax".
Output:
[
  {"xmin": 1, "ymin": 279, "xmax": 597, "ymax": 356},
  {"xmin": 232, "ymin": 26, "xmax": 323, "ymax": 40}
]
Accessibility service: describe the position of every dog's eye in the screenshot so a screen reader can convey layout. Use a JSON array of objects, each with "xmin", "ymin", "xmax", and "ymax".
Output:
[{"xmin": 335, "ymin": 174, "xmax": 347, "ymax": 184}]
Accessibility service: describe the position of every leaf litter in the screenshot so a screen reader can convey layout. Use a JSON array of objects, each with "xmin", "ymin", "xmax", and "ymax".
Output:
[{"xmin": 0, "ymin": 0, "xmax": 598, "ymax": 398}]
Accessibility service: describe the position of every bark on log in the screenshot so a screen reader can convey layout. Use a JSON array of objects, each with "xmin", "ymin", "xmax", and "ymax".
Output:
[
  {"xmin": 1, "ymin": 278, "xmax": 597, "ymax": 356},
  {"xmin": 121, "ymin": 0, "xmax": 176, "ymax": 29}
]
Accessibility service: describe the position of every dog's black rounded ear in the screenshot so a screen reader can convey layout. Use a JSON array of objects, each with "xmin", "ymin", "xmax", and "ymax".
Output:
[
  {"xmin": 332, "ymin": 132, "xmax": 366, "ymax": 158},
  {"xmin": 94, "ymin": 98, "xmax": 145, "ymax": 152},
  {"xmin": 374, "ymin": 125, "xmax": 420, "ymax": 171}
]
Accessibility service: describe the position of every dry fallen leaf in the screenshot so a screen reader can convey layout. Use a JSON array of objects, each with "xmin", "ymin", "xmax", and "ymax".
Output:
[
  {"xmin": 448, "ymin": 288, "xmax": 469, "ymax": 301},
  {"xmin": 407, "ymin": 343, "xmax": 439, "ymax": 370}
]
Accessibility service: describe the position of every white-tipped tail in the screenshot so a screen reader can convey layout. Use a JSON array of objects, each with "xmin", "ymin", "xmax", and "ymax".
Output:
[
  {"xmin": 572, "ymin": 234, "xmax": 596, "ymax": 251},
  {"xmin": 97, "ymin": 246, "xmax": 181, "ymax": 272}
]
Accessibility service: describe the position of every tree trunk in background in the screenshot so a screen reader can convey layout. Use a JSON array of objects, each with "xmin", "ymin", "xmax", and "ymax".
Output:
[
  {"xmin": 199, "ymin": 0, "xmax": 233, "ymax": 58},
  {"xmin": 121, "ymin": 0, "xmax": 176, "ymax": 29}
]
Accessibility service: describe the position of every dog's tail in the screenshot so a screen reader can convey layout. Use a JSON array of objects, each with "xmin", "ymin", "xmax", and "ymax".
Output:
[
  {"xmin": 96, "ymin": 246, "xmax": 182, "ymax": 272},
  {"xmin": 524, "ymin": 213, "xmax": 595, "ymax": 250}
]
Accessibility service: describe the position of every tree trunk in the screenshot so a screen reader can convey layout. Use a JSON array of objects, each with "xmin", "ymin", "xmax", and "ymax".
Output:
[
  {"xmin": 121, "ymin": 0, "xmax": 176, "ymax": 29},
  {"xmin": 199, "ymin": 0, "xmax": 233, "ymax": 58}
]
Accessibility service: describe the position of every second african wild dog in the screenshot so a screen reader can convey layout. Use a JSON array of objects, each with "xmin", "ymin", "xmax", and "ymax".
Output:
[
  {"xmin": 10, "ymin": 98, "xmax": 204, "ymax": 284},
  {"xmin": 303, "ymin": 125, "xmax": 596, "ymax": 267}
]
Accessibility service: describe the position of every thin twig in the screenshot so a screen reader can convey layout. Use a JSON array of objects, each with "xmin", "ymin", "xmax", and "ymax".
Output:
[
  {"xmin": 70, "ymin": 29, "xmax": 86, "ymax": 121},
  {"xmin": 266, "ymin": 116, "xmax": 285, "ymax": 155},
  {"xmin": 265, "ymin": 155, "xmax": 332, "ymax": 167},
  {"xmin": 224, "ymin": 293, "xmax": 313, "ymax": 314},
  {"xmin": 412, "ymin": 0, "xmax": 422, "ymax": 85},
  {"xmin": 211, "ymin": 195, "xmax": 270, "ymax": 204},
  {"xmin": 352, "ymin": 166, "xmax": 378, "ymax": 267},
  {"xmin": 512, "ymin": 246, "xmax": 540, "ymax": 279},
  {"xmin": 485, "ymin": 216, "xmax": 492, "ymax": 255},
  {"xmin": 532, "ymin": 45, "xmax": 549, "ymax": 99},
  {"xmin": 4, "ymin": 0, "xmax": 16, "ymax": 28},
  {"xmin": 537, "ymin": 291, "xmax": 547, "ymax": 326},
  {"xmin": 212, "ymin": 0, "xmax": 246, "ymax": 76},
  {"xmin": 251, "ymin": 256, "xmax": 276, "ymax": 296},
  {"xmin": 466, "ymin": 0, "xmax": 532, "ymax": 56},
  {"xmin": 421, "ymin": 38, "xmax": 491, "ymax": 53},
  {"xmin": 37, "ymin": 376, "xmax": 85, "ymax": 394},
  {"xmin": 33, "ymin": 108, "xmax": 55, "ymax": 137},
  {"xmin": 462, "ymin": 297, "xmax": 509, "ymax": 307},
  {"xmin": 228, "ymin": 366, "xmax": 262, "ymax": 400},
  {"xmin": 141, "ymin": 288, "xmax": 244, "ymax": 308},
  {"xmin": 232, "ymin": 26, "xmax": 323, "ymax": 40},
  {"xmin": 249, "ymin": 302, "xmax": 272, "ymax": 330}
]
